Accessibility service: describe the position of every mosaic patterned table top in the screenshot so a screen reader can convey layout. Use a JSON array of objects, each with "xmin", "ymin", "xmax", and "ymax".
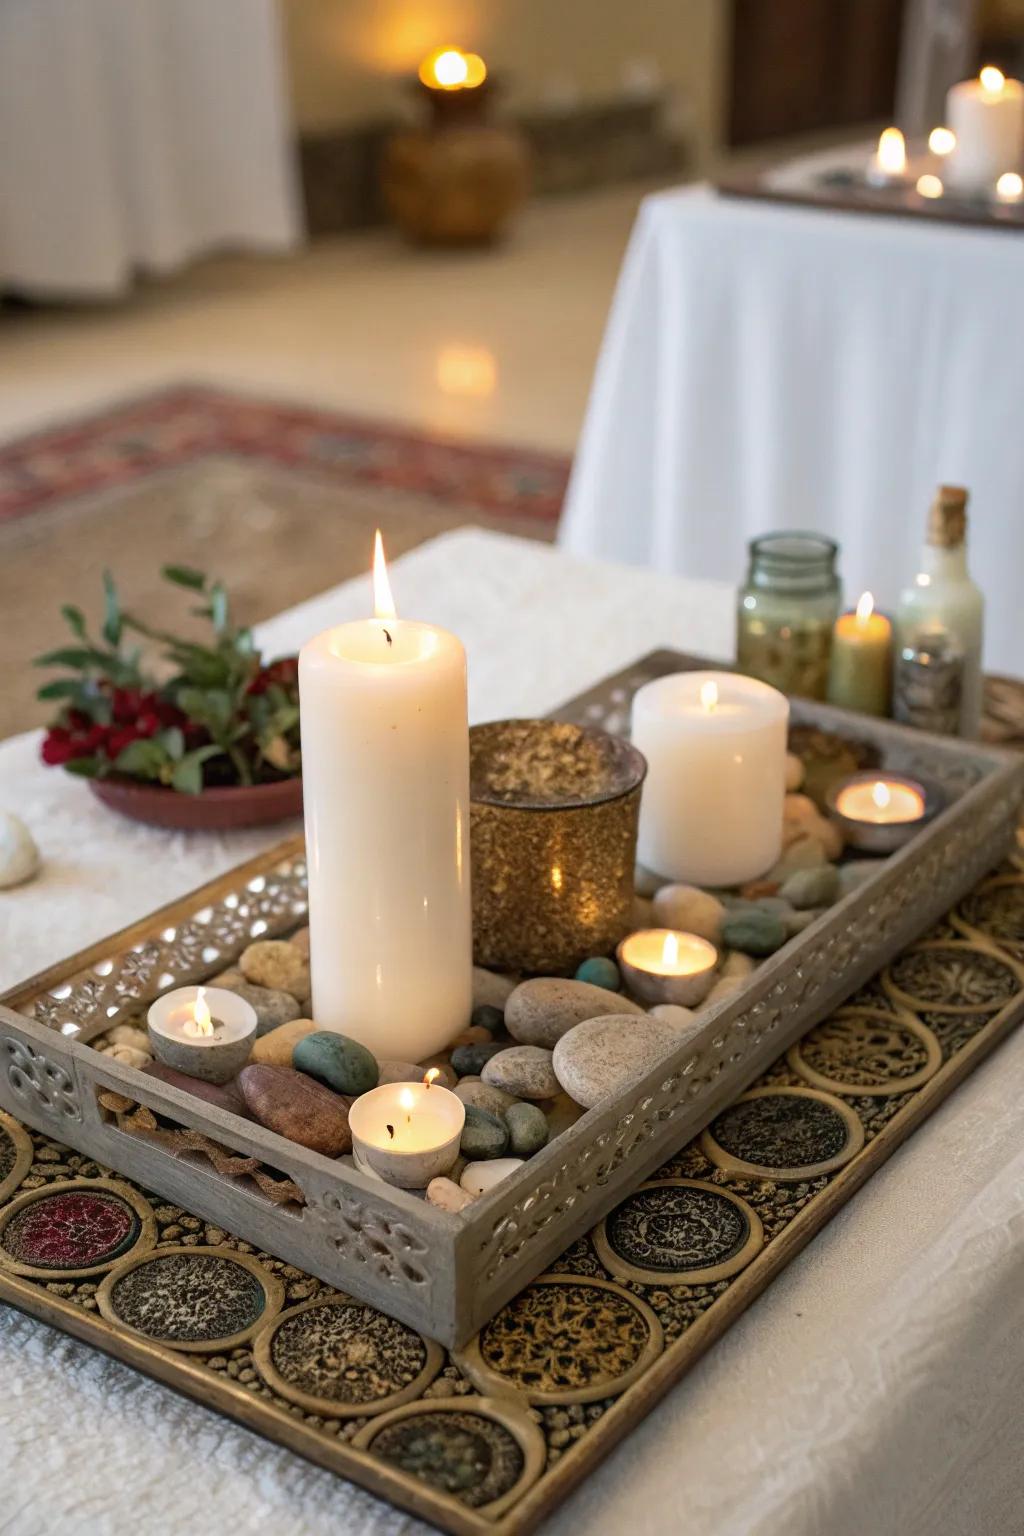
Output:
[{"xmin": 1, "ymin": 860, "xmax": 1023, "ymax": 1535}]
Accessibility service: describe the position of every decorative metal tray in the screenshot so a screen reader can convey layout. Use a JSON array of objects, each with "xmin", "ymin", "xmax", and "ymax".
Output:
[{"xmin": 1, "ymin": 649, "xmax": 1021, "ymax": 1349}]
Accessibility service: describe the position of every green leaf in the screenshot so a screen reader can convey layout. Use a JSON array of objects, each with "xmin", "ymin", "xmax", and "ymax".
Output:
[
  {"xmin": 102, "ymin": 569, "xmax": 122, "ymax": 647},
  {"xmin": 61, "ymin": 604, "xmax": 87, "ymax": 639},
  {"xmin": 36, "ymin": 678, "xmax": 89, "ymax": 702},
  {"xmin": 33, "ymin": 645, "xmax": 109, "ymax": 671},
  {"xmin": 63, "ymin": 756, "xmax": 102, "ymax": 779},
  {"xmin": 113, "ymin": 739, "xmax": 168, "ymax": 779},
  {"xmin": 209, "ymin": 583, "xmax": 229, "ymax": 634},
  {"xmin": 162, "ymin": 564, "xmax": 207, "ymax": 591},
  {"xmin": 158, "ymin": 726, "xmax": 185, "ymax": 761},
  {"xmin": 171, "ymin": 745, "xmax": 223, "ymax": 795}
]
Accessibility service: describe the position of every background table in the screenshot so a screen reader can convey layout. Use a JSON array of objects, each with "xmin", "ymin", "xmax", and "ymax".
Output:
[
  {"xmin": 559, "ymin": 185, "xmax": 1024, "ymax": 675},
  {"xmin": 2, "ymin": 529, "xmax": 1022, "ymax": 1536}
]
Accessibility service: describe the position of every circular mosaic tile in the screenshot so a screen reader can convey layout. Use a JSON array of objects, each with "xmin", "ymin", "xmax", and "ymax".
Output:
[
  {"xmin": 457, "ymin": 1272, "xmax": 663, "ymax": 1405},
  {"xmin": 593, "ymin": 1179, "xmax": 764, "ymax": 1286},
  {"xmin": 884, "ymin": 942, "xmax": 1022, "ymax": 1016},
  {"xmin": 954, "ymin": 876, "xmax": 1024, "ymax": 956},
  {"xmin": 97, "ymin": 1246, "xmax": 283, "ymax": 1352},
  {"xmin": 701, "ymin": 1087, "xmax": 865, "ymax": 1181},
  {"xmin": 0, "ymin": 1111, "xmax": 33, "ymax": 1204},
  {"xmin": 788, "ymin": 1009, "xmax": 942, "ymax": 1097},
  {"xmin": 253, "ymin": 1296, "xmax": 443, "ymax": 1416},
  {"xmin": 353, "ymin": 1397, "xmax": 545, "ymax": 1517},
  {"xmin": 0, "ymin": 1178, "xmax": 155, "ymax": 1279}
]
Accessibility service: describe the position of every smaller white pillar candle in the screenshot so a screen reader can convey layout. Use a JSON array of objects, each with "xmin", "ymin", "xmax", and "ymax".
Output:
[
  {"xmin": 631, "ymin": 671, "xmax": 788, "ymax": 888},
  {"xmin": 348, "ymin": 1076, "xmax": 465, "ymax": 1188},
  {"xmin": 617, "ymin": 928, "xmax": 718, "ymax": 1006},
  {"xmin": 147, "ymin": 985, "xmax": 257, "ymax": 1084},
  {"xmin": 946, "ymin": 67, "xmax": 1024, "ymax": 189}
]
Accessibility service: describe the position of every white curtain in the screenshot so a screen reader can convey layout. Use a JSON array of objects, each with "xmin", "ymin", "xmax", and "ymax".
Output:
[{"xmin": 0, "ymin": 0, "xmax": 302, "ymax": 297}]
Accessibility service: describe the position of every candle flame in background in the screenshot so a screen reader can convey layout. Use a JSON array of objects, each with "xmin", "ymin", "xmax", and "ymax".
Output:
[
  {"xmin": 856, "ymin": 591, "xmax": 875, "ymax": 624},
  {"xmin": 928, "ymin": 126, "xmax": 956, "ymax": 156},
  {"xmin": 373, "ymin": 529, "xmax": 397, "ymax": 621},
  {"xmin": 916, "ymin": 173, "xmax": 944, "ymax": 199},
  {"xmin": 661, "ymin": 931, "xmax": 680, "ymax": 968},
  {"xmin": 423, "ymin": 1067, "xmax": 440, "ymax": 1088},
  {"xmin": 418, "ymin": 46, "xmax": 487, "ymax": 91},
  {"xmin": 876, "ymin": 126, "xmax": 906, "ymax": 174},
  {"xmin": 996, "ymin": 170, "xmax": 1024, "ymax": 200},
  {"xmin": 980, "ymin": 65, "xmax": 1006, "ymax": 95},
  {"xmin": 700, "ymin": 680, "xmax": 719, "ymax": 714},
  {"xmin": 872, "ymin": 781, "xmax": 892, "ymax": 812},
  {"xmin": 185, "ymin": 987, "xmax": 214, "ymax": 1039},
  {"xmin": 435, "ymin": 343, "xmax": 498, "ymax": 398}
]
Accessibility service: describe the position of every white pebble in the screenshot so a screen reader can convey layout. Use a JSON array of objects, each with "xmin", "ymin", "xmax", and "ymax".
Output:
[
  {"xmin": 108, "ymin": 1044, "xmax": 152, "ymax": 1069},
  {"xmin": 426, "ymin": 1177, "xmax": 475, "ymax": 1213},
  {"xmin": 649, "ymin": 1003, "xmax": 699, "ymax": 1033},
  {"xmin": 107, "ymin": 1024, "xmax": 150, "ymax": 1048},
  {"xmin": 651, "ymin": 884, "xmax": 725, "ymax": 944},
  {"xmin": 720, "ymin": 950, "xmax": 756, "ymax": 979},
  {"xmin": 0, "ymin": 813, "xmax": 40, "ymax": 889},
  {"xmin": 460, "ymin": 1158, "xmax": 525, "ymax": 1197}
]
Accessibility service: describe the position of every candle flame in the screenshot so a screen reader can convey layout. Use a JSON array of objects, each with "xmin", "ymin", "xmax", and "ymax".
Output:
[
  {"xmin": 419, "ymin": 47, "xmax": 487, "ymax": 91},
  {"xmin": 373, "ymin": 529, "xmax": 397, "ymax": 621},
  {"xmin": 700, "ymin": 680, "xmax": 719, "ymax": 714},
  {"xmin": 928, "ymin": 126, "xmax": 955, "ymax": 156},
  {"xmin": 996, "ymin": 170, "xmax": 1024, "ymax": 200},
  {"xmin": 398, "ymin": 1087, "xmax": 416, "ymax": 1112},
  {"xmin": 423, "ymin": 1068, "xmax": 440, "ymax": 1088},
  {"xmin": 185, "ymin": 987, "xmax": 214, "ymax": 1039},
  {"xmin": 980, "ymin": 65, "xmax": 1006, "ymax": 94},
  {"xmin": 876, "ymin": 126, "xmax": 906, "ymax": 174},
  {"xmin": 856, "ymin": 591, "xmax": 875, "ymax": 624},
  {"xmin": 872, "ymin": 781, "xmax": 892, "ymax": 811},
  {"xmin": 916, "ymin": 173, "xmax": 944, "ymax": 199},
  {"xmin": 662, "ymin": 931, "xmax": 679, "ymax": 967}
]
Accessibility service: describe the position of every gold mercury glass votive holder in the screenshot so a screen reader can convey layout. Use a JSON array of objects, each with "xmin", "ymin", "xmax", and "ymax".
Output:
[{"xmin": 470, "ymin": 719, "xmax": 647, "ymax": 975}]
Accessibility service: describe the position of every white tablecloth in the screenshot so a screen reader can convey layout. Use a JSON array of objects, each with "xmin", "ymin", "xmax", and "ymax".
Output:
[
  {"xmin": 0, "ymin": 0, "xmax": 300, "ymax": 298},
  {"xmin": 2, "ymin": 529, "xmax": 1022, "ymax": 1536},
  {"xmin": 559, "ymin": 186, "xmax": 1024, "ymax": 675}
]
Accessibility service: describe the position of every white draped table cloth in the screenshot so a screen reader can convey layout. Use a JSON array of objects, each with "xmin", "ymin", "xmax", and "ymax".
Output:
[
  {"xmin": 0, "ymin": 0, "xmax": 300, "ymax": 297},
  {"xmin": 560, "ymin": 186, "xmax": 1024, "ymax": 675},
  {"xmin": 1, "ymin": 530, "xmax": 1021, "ymax": 1536}
]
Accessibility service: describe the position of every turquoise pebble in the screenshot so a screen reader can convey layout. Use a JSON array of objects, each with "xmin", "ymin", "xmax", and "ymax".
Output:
[
  {"xmin": 460, "ymin": 1104, "xmax": 509, "ymax": 1160},
  {"xmin": 574, "ymin": 956, "xmax": 621, "ymax": 991},
  {"xmin": 720, "ymin": 909, "xmax": 787, "ymax": 957},
  {"xmin": 293, "ymin": 1031, "xmax": 379, "ymax": 1096},
  {"xmin": 504, "ymin": 1101, "xmax": 549, "ymax": 1157}
]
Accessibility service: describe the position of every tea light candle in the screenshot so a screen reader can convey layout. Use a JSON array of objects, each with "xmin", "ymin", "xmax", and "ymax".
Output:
[
  {"xmin": 866, "ymin": 126, "xmax": 908, "ymax": 186},
  {"xmin": 348, "ymin": 1073, "xmax": 465, "ymax": 1189},
  {"xmin": 617, "ymin": 929, "xmax": 718, "ymax": 1006},
  {"xmin": 631, "ymin": 671, "xmax": 788, "ymax": 887},
  {"xmin": 147, "ymin": 986, "xmax": 257, "ymax": 1084},
  {"xmin": 827, "ymin": 772, "xmax": 937, "ymax": 854},
  {"xmin": 826, "ymin": 592, "xmax": 893, "ymax": 717},
  {"xmin": 947, "ymin": 66, "xmax": 1024, "ymax": 189}
]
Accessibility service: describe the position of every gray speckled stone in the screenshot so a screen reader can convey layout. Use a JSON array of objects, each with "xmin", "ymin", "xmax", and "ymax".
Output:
[
  {"xmin": 720, "ymin": 909, "xmax": 787, "ymax": 957},
  {"xmin": 217, "ymin": 980, "xmax": 301, "ymax": 1037},
  {"xmin": 651, "ymin": 884, "xmax": 726, "ymax": 943},
  {"xmin": 780, "ymin": 865, "xmax": 840, "ymax": 909},
  {"xmin": 472, "ymin": 966, "xmax": 518, "ymax": 1010},
  {"xmin": 460, "ymin": 1105, "xmax": 510, "ymax": 1160},
  {"xmin": 504, "ymin": 1101, "xmax": 549, "ymax": 1157},
  {"xmin": 376, "ymin": 1059, "xmax": 426, "ymax": 1086},
  {"xmin": 505, "ymin": 977, "xmax": 644, "ymax": 1049},
  {"xmin": 482, "ymin": 1045, "xmax": 559, "ymax": 1100},
  {"xmin": 552, "ymin": 1014, "xmax": 682, "ymax": 1109},
  {"xmin": 454, "ymin": 1078, "xmax": 519, "ymax": 1116}
]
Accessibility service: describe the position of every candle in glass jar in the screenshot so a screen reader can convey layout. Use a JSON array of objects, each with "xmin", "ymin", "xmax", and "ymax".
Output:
[
  {"xmin": 299, "ymin": 532, "xmax": 472, "ymax": 1062},
  {"xmin": 631, "ymin": 671, "xmax": 788, "ymax": 887},
  {"xmin": 616, "ymin": 928, "xmax": 718, "ymax": 1006},
  {"xmin": 348, "ymin": 1073, "xmax": 465, "ymax": 1188},
  {"xmin": 946, "ymin": 67, "xmax": 1024, "ymax": 189},
  {"xmin": 826, "ymin": 592, "xmax": 893, "ymax": 717},
  {"xmin": 146, "ymin": 985, "xmax": 257, "ymax": 1084}
]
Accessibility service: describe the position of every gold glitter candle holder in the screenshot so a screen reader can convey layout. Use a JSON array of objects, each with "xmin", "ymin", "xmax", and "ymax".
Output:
[{"xmin": 469, "ymin": 719, "xmax": 647, "ymax": 974}]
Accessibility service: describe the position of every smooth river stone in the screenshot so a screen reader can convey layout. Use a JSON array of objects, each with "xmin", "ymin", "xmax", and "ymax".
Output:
[
  {"xmin": 552, "ymin": 1015, "xmax": 682, "ymax": 1110},
  {"xmin": 720, "ymin": 909, "xmax": 787, "ymax": 957},
  {"xmin": 376, "ymin": 1059, "xmax": 428, "ymax": 1086},
  {"xmin": 573, "ymin": 956, "xmax": 622, "ymax": 992},
  {"xmin": 651, "ymin": 884, "xmax": 726, "ymax": 944},
  {"xmin": 293, "ymin": 1030, "xmax": 379, "ymax": 1096},
  {"xmin": 649, "ymin": 1003, "xmax": 699, "ymax": 1033},
  {"xmin": 472, "ymin": 966, "xmax": 518, "ymax": 1010},
  {"xmin": 838, "ymin": 860, "xmax": 878, "ymax": 896},
  {"xmin": 720, "ymin": 950, "xmax": 757, "ymax": 979},
  {"xmin": 239, "ymin": 939, "xmax": 310, "ymax": 999},
  {"xmin": 482, "ymin": 1045, "xmax": 560, "ymax": 1100},
  {"xmin": 454, "ymin": 1078, "xmax": 519, "ymax": 1116},
  {"xmin": 251, "ymin": 1018, "xmax": 318, "ymax": 1067},
  {"xmin": 426, "ymin": 1177, "xmax": 475, "ymax": 1213},
  {"xmin": 144, "ymin": 1060, "xmax": 252, "ymax": 1119},
  {"xmin": 504, "ymin": 1101, "xmax": 549, "ymax": 1157},
  {"xmin": 460, "ymin": 1105, "xmax": 510, "ymax": 1160},
  {"xmin": 780, "ymin": 864, "xmax": 840, "ymax": 910},
  {"xmin": 0, "ymin": 812, "xmax": 40, "ymax": 888},
  {"xmin": 219, "ymin": 981, "xmax": 301, "ymax": 1037},
  {"xmin": 505, "ymin": 977, "xmax": 644, "ymax": 1049},
  {"xmin": 238, "ymin": 1064, "xmax": 351, "ymax": 1156},
  {"xmin": 460, "ymin": 1158, "xmax": 525, "ymax": 1197},
  {"xmin": 451, "ymin": 1040, "xmax": 506, "ymax": 1076}
]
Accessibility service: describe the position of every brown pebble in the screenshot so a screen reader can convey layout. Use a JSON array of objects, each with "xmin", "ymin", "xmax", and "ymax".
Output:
[
  {"xmin": 449, "ymin": 1026, "xmax": 490, "ymax": 1048},
  {"xmin": 738, "ymin": 879, "xmax": 780, "ymax": 900},
  {"xmin": 238, "ymin": 1064, "xmax": 352, "ymax": 1156}
]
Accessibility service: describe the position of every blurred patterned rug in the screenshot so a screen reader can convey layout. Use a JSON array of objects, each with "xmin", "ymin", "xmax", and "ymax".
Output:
[{"xmin": 0, "ymin": 386, "xmax": 568, "ymax": 739}]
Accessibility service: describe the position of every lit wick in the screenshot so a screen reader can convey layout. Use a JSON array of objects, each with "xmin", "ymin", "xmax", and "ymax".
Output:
[
  {"xmin": 183, "ymin": 987, "xmax": 215, "ymax": 1039},
  {"xmin": 423, "ymin": 1067, "xmax": 441, "ymax": 1089}
]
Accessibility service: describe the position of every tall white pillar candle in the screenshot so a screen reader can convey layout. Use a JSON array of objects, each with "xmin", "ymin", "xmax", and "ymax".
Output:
[
  {"xmin": 946, "ymin": 67, "xmax": 1024, "ymax": 188},
  {"xmin": 632, "ymin": 671, "xmax": 788, "ymax": 887},
  {"xmin": 299, "ymin": 533, "xmax": 472, "ymax": 1061}
]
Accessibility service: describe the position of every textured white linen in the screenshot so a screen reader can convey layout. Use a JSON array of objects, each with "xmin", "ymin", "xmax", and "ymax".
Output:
[
  {"xmin": 0, "ymin": 0, "xmax": 301, "ymax": 297},
  {"xmin": 1, "ymin": 528, "xmax": 1021, "ymax": 1536},
  {"xmin": 560, "ymin": 185, "xmax": 1024, "ymax": 675}
]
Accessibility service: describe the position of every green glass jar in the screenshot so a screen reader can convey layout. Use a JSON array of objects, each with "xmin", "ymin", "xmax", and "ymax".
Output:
[{"xmin": 736, "ymin": 533, "xmax": 842, "ymax": 699}]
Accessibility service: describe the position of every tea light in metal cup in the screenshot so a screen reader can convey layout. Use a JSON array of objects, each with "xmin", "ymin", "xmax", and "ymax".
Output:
[
  {"xmin": 827, "ymin": 771, "xmax": 941, "ymax": 854},
  {"xmin": 147, "ymin": 985, "xmax": 257, "ymax": 1084},
  {"xmin": 617, "ymin": 928, "xmax": 719, "ymax": 1006},
  {"xmin": 348, "ymin": 1071, "xmax": 465, "ymax": 1189}
]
